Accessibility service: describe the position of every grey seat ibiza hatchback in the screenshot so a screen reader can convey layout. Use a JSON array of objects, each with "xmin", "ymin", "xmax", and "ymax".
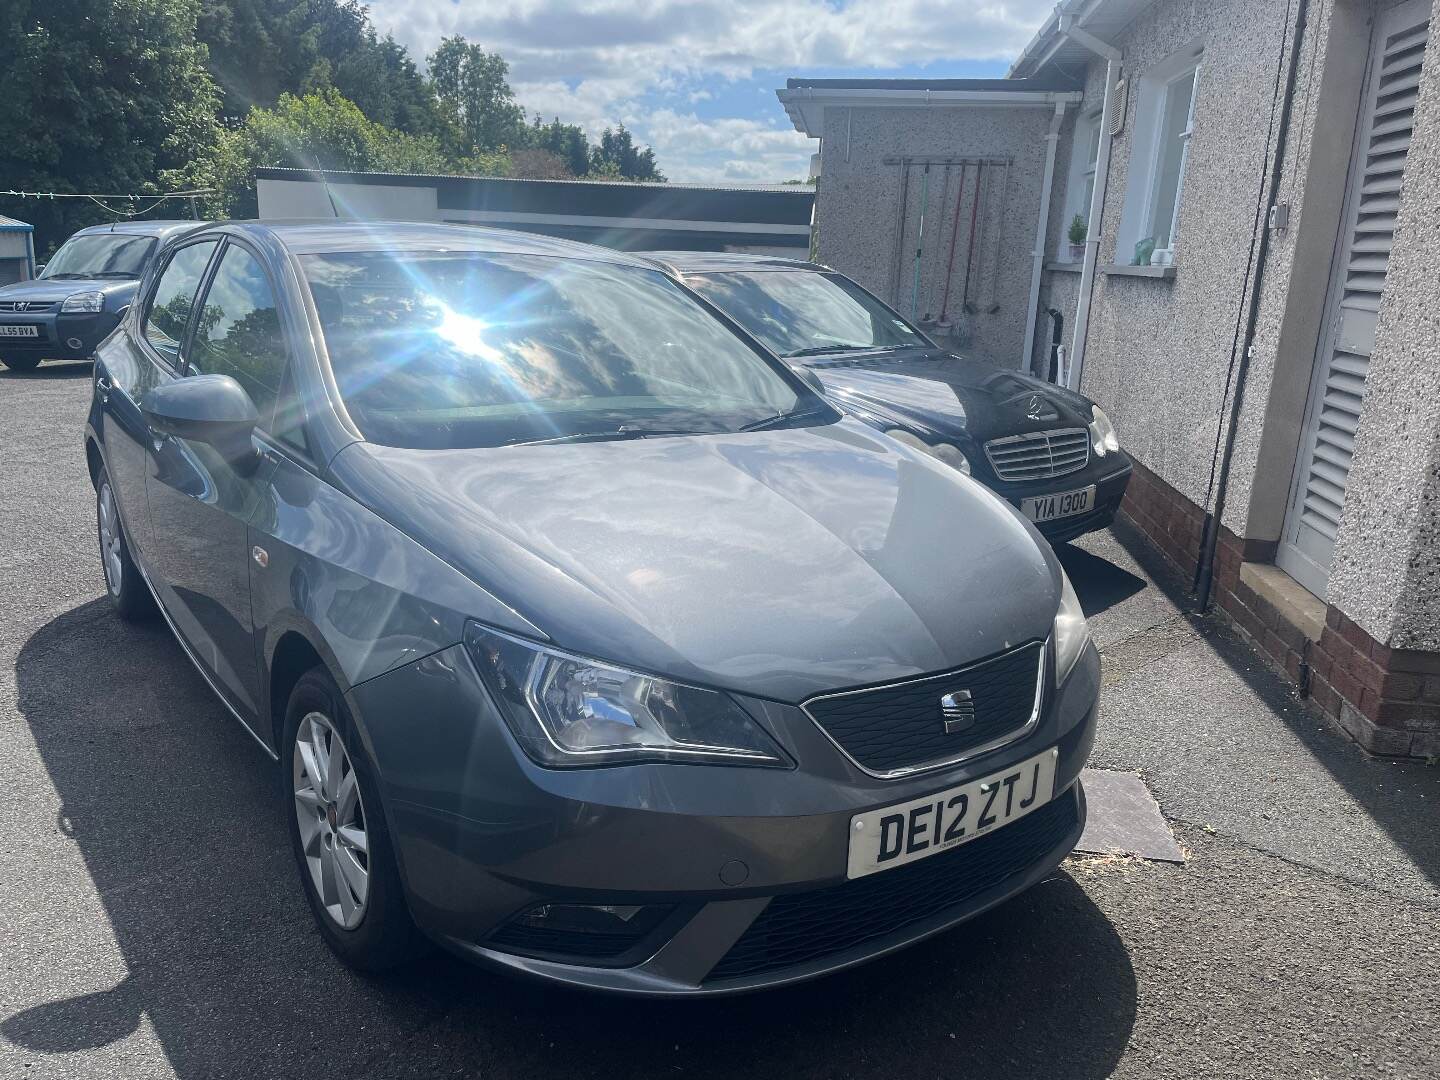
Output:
[{"xmin": 84, "ymin": 221, "xmax": 1100, "ymax": 995}]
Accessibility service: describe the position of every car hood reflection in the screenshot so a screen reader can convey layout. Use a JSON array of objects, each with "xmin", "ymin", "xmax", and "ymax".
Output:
[{"xmin": 330, "ymin": 420, "xmax": 1058, "ymax": 702}]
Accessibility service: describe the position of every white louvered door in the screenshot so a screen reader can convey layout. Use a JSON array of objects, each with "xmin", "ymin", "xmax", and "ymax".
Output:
[{"xmin": 1278, "ymin": 0, "xmax": 1430, "ymax": 598}]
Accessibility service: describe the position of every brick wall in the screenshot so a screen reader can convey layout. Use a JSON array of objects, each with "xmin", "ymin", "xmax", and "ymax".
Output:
[{"xmin": 1116, "ymin": 456, "xmax": 1440, "ymax": 759}]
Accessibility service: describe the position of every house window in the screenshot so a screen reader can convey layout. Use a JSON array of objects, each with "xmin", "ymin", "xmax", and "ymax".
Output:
[
  {"xmin": 1062, "ymin": 111, "xmax": 1103, "ymax": 260},
  {"xmin": 1118, "ymin": 45, "xmax": 1203, "ymax": 266}
]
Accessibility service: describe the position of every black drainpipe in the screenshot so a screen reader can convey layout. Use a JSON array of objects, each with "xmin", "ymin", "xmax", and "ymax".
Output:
[
  {"xmin": 1195, "ymin": 0, "xmax": 1310, "ymax": 610},
  {"xmin": 1047, "ymin": 308, "xmax": 1064, "ymax": 383}
]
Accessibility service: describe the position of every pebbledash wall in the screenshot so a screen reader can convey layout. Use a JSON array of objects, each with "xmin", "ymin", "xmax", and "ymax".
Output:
[
  {"xmin": 1028, "ymin": 0, "xmax": 1440, "ymax": 759},
  {"xmin": 780, "ymin": 78, "xmax": 1084, "ymax": 367},
  {"xmin": 780, "ymin": 0, "xmax": 1440, "ymax": 758}
]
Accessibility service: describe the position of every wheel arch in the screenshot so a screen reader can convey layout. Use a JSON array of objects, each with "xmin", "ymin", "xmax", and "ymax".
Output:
[{"xmin": 268, "ymin": 627, "xmax": 337, "ymax": 754}]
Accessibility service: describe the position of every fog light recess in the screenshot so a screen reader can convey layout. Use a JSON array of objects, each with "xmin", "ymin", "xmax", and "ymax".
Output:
[{"xmin": 487, "ymin": 902, "xmax": 676, "ymax": 963}]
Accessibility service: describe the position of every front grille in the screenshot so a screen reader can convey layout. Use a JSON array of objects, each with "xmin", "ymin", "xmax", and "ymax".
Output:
[
  {"xmin": 706, "ymin": 791, "xmax": 1078, "ymax": 982},
  {"xmin": 802, "ymin": 642, "xmax": 1044, "ymax": 776},
  {"xmin": 985, "ymin": 428, "xmax": 1090, "ymax": 481},
  {"xmin": 0, "ymin": 300, "xmax": 56, "ymax": 313}
]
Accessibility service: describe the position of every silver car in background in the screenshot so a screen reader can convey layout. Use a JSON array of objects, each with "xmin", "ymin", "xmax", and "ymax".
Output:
[{"xmin": 85, "ymin": 221, "xmax": 1099, "ymax": 994}]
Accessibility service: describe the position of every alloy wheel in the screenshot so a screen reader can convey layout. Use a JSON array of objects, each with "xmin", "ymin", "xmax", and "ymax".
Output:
[
  {"xmin": 97, "ymin": 481, "xmax": 123, "ymax": 597},
  {"xmin": 293, "ymin": 712, "xmax": 370, "ymax": 930}
]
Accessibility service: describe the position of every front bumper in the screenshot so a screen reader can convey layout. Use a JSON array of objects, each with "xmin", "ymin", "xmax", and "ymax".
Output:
[
  {"xmin": 347, "ymin": 637, "xmax": 1101, "ymax": 995},
  {"xmin": 985, "ymin": 451, "xmax": 1133, "ymax": 544},
  {"xmin": 0, "ymin": 310, "xmax": 122, "ymax": 359}
]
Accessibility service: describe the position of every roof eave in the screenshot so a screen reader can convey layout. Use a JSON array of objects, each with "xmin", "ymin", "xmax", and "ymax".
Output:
[{"xmin": 775, "ymin": 86, "xmax": 1084, "ymax": 136}]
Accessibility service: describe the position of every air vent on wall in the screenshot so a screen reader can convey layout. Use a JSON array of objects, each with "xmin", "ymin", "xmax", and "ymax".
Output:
[{"xmin": 1109, "ymin": 76, "xmax": 1128, "ymax": 137}]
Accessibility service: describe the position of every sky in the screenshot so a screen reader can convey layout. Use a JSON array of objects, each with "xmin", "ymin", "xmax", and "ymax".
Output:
[{"xmin": 366, "ymin": 0, "xmax": 1057, "ymax": 186}]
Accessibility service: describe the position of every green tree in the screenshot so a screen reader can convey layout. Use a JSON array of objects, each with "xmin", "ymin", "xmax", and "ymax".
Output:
[
  {"xmin": 590, "ymin": 125, "xmax": 665, "ymax": 182},
  {"xmin": 199, "ymin": 88, "xmax": 462, "ymax": 217},
  {"xmin": 428, "ymin": 36, "xmax": 528, "ymax": 157},
  {"xmin": 0, "ymin": 0, "xmax": 220, "ymax": 251},
  {"xmin": 197, "ymin": 0, "xmax": 442, "ymax": 136},
  {"xmin": 528, "ymin": 117, "xmax": 592, "ymax": 177}
]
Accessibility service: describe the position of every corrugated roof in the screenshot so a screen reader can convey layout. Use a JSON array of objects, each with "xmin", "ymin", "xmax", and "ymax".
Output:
[
  {"xmin": 0, "ymin": 215, "xmax": 33, "ymax": 230},
  {"xmin": 253, "ymin": 166, "xmax": 810, "ymax": 197}
]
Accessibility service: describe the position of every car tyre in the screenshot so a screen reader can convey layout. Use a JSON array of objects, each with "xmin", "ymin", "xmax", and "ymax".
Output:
[
  {"xmin": 95, "ymin": 466, "xmax": 155, "ymax": 620},
  {"xmin": 1, "ymin": 354, "xmax": 42, "ymax": 372},
  {"xmin": 283, "ymin": 667, "xmax": 426, "ymax": 972}
]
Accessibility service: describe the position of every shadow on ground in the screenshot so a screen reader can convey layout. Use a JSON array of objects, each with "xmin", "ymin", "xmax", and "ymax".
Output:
[
  {"xmin": 1100, "ymin": 517, "xmax": 1440, "ymax": 892},
  {"xmin": 6, "ymin": 598, "xmax": 1138, "ymax": 1079},
  {"xmin": 0, "ymin": 359, "xmax": 92, "ymax": 380}
]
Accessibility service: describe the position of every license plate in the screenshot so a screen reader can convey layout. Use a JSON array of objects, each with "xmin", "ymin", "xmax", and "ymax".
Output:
[
  {"xmin": 846, "ymin": 747, "xmax": 1058, "ymax": 879},
  {"xmin": 1022, "ymin": 485, "xmax": 1095, "ymax": 523},
  {"xmin": 0, "ymin": 325, "xmax": 39, "ymax": 337}
]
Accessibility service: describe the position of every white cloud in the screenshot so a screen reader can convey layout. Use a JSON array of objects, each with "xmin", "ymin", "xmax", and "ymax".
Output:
[
  {"xmin": 642, "ymin": 109, "xmax": 817, "ymax": 184},
  {"xmin": 366, "ymin": 0, "xmax": 1055, "ymax": 183}
]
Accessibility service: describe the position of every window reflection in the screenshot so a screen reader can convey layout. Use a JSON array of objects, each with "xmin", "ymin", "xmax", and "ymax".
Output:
[{"xmin": 301, "ymin": 252, "xmax": 805, "ymax": 450}]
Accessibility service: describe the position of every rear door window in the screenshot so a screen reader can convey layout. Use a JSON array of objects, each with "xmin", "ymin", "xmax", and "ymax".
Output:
[
  {"xmin": 187, "ymin": 244, "xmax": 288, "ymax": 426},
  {"xmin": 143, "ymin": 241, "xmax": 219, "ymax": 364}
]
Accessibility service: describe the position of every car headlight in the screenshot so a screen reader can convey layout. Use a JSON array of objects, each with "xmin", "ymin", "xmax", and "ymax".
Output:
[
  {"xmin": 1053, "ymin": 568, "xmax": 1091, "ymax": 684},
  {"xmin": 61, "ymin": 292, "xmax": 105, "ymax": 313},
  {"xmin": 464, "ymin": 623, "xmax": 789, "ymax": 768},
  {"xmin": 1088, "ymin": 405, "xmax": 1120, "ymax": 457},
  {"xmin": 884, "ymin": 428, "xmax": 971, "ymax": 475}
]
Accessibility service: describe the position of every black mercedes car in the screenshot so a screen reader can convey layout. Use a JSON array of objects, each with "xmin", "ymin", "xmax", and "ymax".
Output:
[
  {"xmin": 0, "ymin": 220, "xmax": 200, "ymax": 372},
  {"xmin": 645, "ymin": 253, "xmax": 1131, "ymax": 544}
]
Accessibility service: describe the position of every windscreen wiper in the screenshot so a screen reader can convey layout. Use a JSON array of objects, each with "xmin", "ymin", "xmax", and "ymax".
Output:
[
  {"xmin": 508, "ymin": 425, "xmax": 715, "ymax": 447},
  {"xmin": 783, "ymin": 344, "xmax": 868, "ymax": 358},
  {"xmin": 740, "ymin": 407, "xmax": 830, "ymax": 432}
]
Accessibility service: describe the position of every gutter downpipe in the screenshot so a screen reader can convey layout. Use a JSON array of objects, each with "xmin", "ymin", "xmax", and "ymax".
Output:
[
  {"xmin": 1023, "ymin": 100, "xmax": 1069, "ymax": 374},
  {"xmin": 1195, "ymin": 0, "xmax": 1310, "ymax": 611},
  {"xmin": 1060, "ymin": 14, "xmax": 1122, "ymax": 393}
]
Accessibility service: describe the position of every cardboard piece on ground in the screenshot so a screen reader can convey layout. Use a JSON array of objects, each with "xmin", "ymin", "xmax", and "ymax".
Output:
[{"xmin": 1075, "ymin": 768, "xmax": 1184, "ymax": 863}]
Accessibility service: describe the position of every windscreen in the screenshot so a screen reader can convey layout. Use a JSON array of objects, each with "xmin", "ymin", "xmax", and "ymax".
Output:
[
  {"xmin": 686, "ymin": 270, "xmax": 926, "ymax": 358},
  {"xmin": 42, "ymin": 235, "xmax": 156, "ymax": 279},
  {"xmin": 302, "ymin": 251, "xmax": 807, "ymax": 450}
]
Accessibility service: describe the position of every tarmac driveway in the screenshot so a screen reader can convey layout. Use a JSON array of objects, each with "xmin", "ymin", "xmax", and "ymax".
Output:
[{"xmin": 1, "ymin": 361, "xmax": 1437, "ymax": 1079}]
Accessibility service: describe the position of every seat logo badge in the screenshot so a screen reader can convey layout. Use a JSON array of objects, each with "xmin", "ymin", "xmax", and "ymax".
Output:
[
  {"xmin": 940, "ymin": 689, "xmax": 975, "ymax": 734},
  {"xmin": 252, "ymin": 546, "xmax": 269, "ymax": 569}
]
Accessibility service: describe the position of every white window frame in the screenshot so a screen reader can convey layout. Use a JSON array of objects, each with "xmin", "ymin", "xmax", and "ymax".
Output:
[
  {"xmin": 1060, "ymin": 109, "xmax": 1103, "ymax": 262},
  {"xmin": 1117, "ymin": 44, "xmax": 1203, "ymax": 266}
]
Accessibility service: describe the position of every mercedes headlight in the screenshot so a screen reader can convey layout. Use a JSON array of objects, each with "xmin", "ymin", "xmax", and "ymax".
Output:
[
  {"xmin": 1088, "ymin": 405, "xmax": 1119, "ymax": 457},
  {"xmin": 884, "ymin": 428, "xmax": 971, "ymax": 475},
  {"xmin": 1053, "ymin": 568, "xmax": 1091, "ymax": 685},
  {"xmin": 61, "ymin": 292, "xmax": 104, "ymax": 313},
  {"xmin": 464, "ymin": 624, "xmax": 789, "ymax": 767}
]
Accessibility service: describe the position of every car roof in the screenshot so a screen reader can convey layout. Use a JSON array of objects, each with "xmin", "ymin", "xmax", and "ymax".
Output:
[
  {"xmin": 74, "ymin": 220, "xmax": 210, "ymax": 241},
  {"xmin": 208, "ymin": 220, "xmax": 658, "ymax": 266},
  {"xmin": 640, "ymin": 251, "xmax": 827, "ymax": 275}
]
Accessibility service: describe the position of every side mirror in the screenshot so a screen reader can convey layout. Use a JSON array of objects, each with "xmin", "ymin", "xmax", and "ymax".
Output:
[
  {"xmin": 142, "ymin": 374, "xmax": 259, "ymax": 465},
  {"xmin": 33, "ymin": 263, "xmax": 45, "ymax": 277},
  {"xmin": 791, "ymin": 364, "xmax": 827, "ymax": 396}
]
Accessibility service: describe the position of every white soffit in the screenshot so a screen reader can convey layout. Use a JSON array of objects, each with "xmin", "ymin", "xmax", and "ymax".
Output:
[
  {"xmin": 777, "ymin": 87, "xmax": 1084, "ymax": 136},
  {"xmin": 1010, "ymin": 0, "xmax": 1163, "ymax": 79}
]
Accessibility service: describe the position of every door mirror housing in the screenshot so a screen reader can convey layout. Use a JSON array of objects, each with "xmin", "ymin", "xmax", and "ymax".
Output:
[
  {"xmin": 142, "ymin": 374, "xmax": 259, "ymax": 464},
  {"xmin": 790, "ymin": 364, "xmax": 826, "ymax": 396},
  {"xmin": 33, "ymin": 264, "xmax": 45, "ymax": 277}
]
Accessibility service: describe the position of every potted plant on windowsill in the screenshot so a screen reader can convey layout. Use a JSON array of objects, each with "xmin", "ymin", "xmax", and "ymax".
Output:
[{"xmin": 1067, "ymin": 214, "xmax": 1088, "ymax": 262}]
